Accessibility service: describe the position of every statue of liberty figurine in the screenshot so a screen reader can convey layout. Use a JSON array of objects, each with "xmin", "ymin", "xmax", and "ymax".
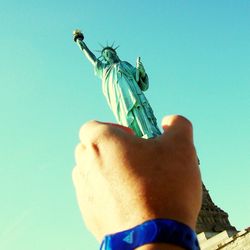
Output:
[{"xmin": 73, "ymin": 29, "xmax": 161, "ymax": 139}]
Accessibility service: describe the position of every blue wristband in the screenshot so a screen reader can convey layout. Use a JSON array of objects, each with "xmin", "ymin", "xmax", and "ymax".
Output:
[{"xmin": 100, "ymin": 219, "xmax": 200, "ymax": 250}]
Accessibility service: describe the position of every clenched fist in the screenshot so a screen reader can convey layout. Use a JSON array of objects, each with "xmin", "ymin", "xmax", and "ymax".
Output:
[{"xmin": 72, "ymin": 115, "xmax": 202, "ymax": 249}]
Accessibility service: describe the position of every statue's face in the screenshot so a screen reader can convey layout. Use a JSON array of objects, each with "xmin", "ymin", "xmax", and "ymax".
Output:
[{"xmin": 102, "ymin": 49, "xmax": 119, "ymax": 63}]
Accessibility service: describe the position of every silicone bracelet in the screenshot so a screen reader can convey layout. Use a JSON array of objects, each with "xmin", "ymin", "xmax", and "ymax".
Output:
[{"xmin": 100, "ymin": 218, "xmax": 200, "ymax": 250}]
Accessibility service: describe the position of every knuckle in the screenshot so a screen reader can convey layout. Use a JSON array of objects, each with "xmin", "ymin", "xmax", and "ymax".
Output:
[
  {"xmin": 175, "ymin": 115, "xmax": 192, "ymax": 125},
  {"xmin": 172, "ymin": 115, "xmax": 193, "ymax": 133},
  {"xmin": 79, "ymin": 121, "xmax": 116, "ymax": 150},
  {"xmin": 79, "ymin": 120, "xmax": 99, "ymax": 139}
]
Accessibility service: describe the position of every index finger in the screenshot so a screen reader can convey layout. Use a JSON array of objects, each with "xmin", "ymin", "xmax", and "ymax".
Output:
[{"xmin": 79, "ymin": 121, "xmax": 135, "ymax": 146}]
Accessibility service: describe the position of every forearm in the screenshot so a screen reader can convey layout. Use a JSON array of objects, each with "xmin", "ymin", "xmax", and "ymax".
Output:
[{"xmin": 76, "ymin": 40, "xmax": 97, "ymax": 66}]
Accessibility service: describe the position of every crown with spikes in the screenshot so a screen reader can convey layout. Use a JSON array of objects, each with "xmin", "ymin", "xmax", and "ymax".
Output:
[{"xmin": 96, "ymin": 42, "xmax": 120, "ymax": 61}]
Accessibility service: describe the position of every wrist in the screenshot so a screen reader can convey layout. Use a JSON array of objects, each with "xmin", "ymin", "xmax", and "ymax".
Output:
[
  {"xmin": 137, "ymin": 243, "xmax": 185, "ymax": 250},
  {"xmin": 100, "ymin": 219, "xmax": 199, "ymax": 250}
]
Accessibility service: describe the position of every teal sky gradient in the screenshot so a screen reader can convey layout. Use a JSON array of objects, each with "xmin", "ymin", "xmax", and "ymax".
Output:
[{"xmin": 0, "ymin": 1, "xmax": 249, "ymax": 249}]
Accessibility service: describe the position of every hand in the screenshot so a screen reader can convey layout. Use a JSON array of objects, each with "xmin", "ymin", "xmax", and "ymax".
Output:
[
  {"xmin": 136, "ymin": 60, "xmax": 146, "ymax": 78},
  {"xmin": 72, "ymin": 115, "xmax": 202, "ymax": 244},
  {"xmin": 73, "ymin": 29, "xmax": 84, "ymax": 42}
]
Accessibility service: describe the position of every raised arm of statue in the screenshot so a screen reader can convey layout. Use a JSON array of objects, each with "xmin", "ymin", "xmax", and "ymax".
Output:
[{"xmin": 73, "ymin": 30, "xmax": 97, "ymax": 66}]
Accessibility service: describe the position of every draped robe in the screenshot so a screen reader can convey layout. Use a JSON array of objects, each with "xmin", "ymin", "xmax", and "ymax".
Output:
[{"xmin": 94, "ymin": 60, "xmax": 161, "ymax": 138}]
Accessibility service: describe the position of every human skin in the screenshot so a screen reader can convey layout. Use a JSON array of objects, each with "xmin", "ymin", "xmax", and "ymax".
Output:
[{"xmin": 72, "ymin": 115, "xmax": 202, "ymax": 249}]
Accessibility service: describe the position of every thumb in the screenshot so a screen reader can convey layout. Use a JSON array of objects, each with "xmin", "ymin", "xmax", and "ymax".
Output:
[{"xmin": 161, "ymin": 115, "xmax": 194, "ymax": 143}]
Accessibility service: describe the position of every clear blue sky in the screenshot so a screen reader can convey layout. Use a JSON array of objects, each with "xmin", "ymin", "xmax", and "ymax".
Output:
[{"xmin": 0, "ymin": 1, "xmax": 249, "ymax": 249}]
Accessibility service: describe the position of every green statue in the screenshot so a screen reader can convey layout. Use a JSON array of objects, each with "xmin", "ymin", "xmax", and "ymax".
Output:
[{"xmin": 73, "ymin": 30, "xmax": 161, "ymax": 139}]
